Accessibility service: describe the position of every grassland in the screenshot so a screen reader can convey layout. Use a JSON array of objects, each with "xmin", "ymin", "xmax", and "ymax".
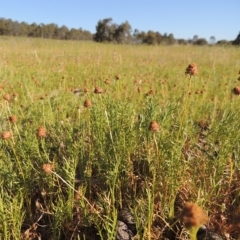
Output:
[{"xmin": 0, "ymin": 36, "xmax": 240, "ymax": 240}]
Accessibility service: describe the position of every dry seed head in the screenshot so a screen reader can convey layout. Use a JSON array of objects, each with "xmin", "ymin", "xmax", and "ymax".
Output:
[
  {"xmin": 3, "ymin": 93, "xmax": 11, "ymax": 101},
  {"xmin": 74, "ymin": 190, "xmax": 82, "ymax": 201},
  {"xmin": 13, "ymin": 92, "xmax": 18, "ymax": 98},
  {"xmin": 197, "ymin": 119, "xmax": 209, "ymax": 131},
  {"xmin": 115, "ymin": 74, "xmax": 121, "ymax": 80},
  {"xmin": 146, "ymin": 89, "xmax": 155, "ymax": 96},
  {"xmin": 232, "ymin": 87, "xmax": 240, "ymax": 95},
  {"xmin": 185, "ymin": 63, "xmax": 198, "ymax": 76},
  {"xmin": 1, "ymin": 131, "xmax": 12, "ymax": 140},
  {"xmin": 9, "ymin": 115, "xmax": 18, "ymax": 124},
  {"xmin": 37, "ymin": 126, "xmax": 47, "ymax": 138},
  {"xmin": 180, "ymin": 202, "xmax": 208, "ymax": 228},
  {"xmin": 105, "ymin": 79, "xmax": 111, "ymax": 84},
  {"xmin": 149, "ymin": 121, "xmax": 160, "ymax": 132},
  {"xmin": 42, "ymin": 163, "xmax": 53, "ymax": 174},
  {"xmin": 84, "ymin": 99, "xmax": 92, "ymax": 108},
  {"xmin": 94, "ymin": 87, "xmax": 104, "ymax": 94},
  {"xmin": 84, "ymin": 88, "xmax": 89, "ymax": 93}
]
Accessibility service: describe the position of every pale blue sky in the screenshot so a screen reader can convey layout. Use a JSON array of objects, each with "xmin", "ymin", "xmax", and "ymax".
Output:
[{"xmin": 0, "ymin": 0, "xmax": 239, "ymax": 41}]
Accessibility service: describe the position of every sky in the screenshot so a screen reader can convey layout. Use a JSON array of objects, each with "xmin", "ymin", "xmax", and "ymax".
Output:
[{"xmin": 0, "ymin": 0, "xmax": 239, "ymax": 42}]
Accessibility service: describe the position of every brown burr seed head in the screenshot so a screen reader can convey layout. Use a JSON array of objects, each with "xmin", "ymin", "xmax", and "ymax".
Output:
[
  {"xmin": 115, "ymin": 74, "xmax": 121, "ymax": 80},
  {"xmin": 94, "ymin": 87, "xmax": 104, "ymax": 94},
  {"xmin": 84, "ymin": 99, "xmax": 92, "ymax": 107},
  {"xmin": 185, "ymin": 63, "xmax": 198, "ymax": 76},
  {"xmin": 9, "ymin": 115, "xmax": 18, "ymax": 124},
  {"xmin": 105, "ymin": 79, "xmax": 111, "ymax": 84},
  {"xmin": 13, "ymin": 92, "xmax": 18, "ymax": 98},
  {"xmin": 197, "ymin": 119, "xmax": 209, "ymax": 131},
  {"xmin": 39, "ymin": 95, "xmax": 45, "ymax": 100},
  {"xmin": 3, "ymin": 93, "xmax": 11, "ymax": 101},
  {"xmin": 148, "ymin": 121, "xmax": 160, "ymax": 132},
  {"xmin": 232, "ymin": 87, "xmax": 240, "ymax": 95},
  {"xmin": 1, "ymin": 131, "xmax": 12, "ymax": 140},
  {"xmin": 37, "ymin": 126, "xmax": 47, "ymax": 138},
  {"xmin": 180, "ymin": 202, "xmax": 208, "ymax": 228},
  {"xmin": 42, "ymin": 163, "xmax": 53, "ymax": 174},
  {"xmin": 146, "ymin": 89, "xmax": 155, "ymax": 96}
]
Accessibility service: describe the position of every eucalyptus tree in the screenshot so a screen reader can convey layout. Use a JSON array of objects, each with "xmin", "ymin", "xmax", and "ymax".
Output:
[{"xmin": 94, "ymin": 18, "xmax": 116, "ymax": 42}]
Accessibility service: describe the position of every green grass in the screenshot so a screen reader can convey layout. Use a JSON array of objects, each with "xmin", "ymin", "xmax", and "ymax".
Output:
[{"xmin": 0, "ymin": 36, "xmax": 240, "ymax": 239}]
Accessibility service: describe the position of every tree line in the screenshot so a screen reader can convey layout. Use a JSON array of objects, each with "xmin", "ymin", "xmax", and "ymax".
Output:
[
  {"xmin": 0, "ymin": 18, "xmax": 92, "ymax": 40},
  {"xmin": 0, "ymin": 17, "xmax": 239, "ymax": 45}
]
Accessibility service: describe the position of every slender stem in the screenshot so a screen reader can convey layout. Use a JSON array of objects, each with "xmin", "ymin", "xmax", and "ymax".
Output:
[
  {"xmin": 51, "ymin": 171, "xmax": 104, "ymax": 221},
  {"xmin": 190, "ymin": 226, "xmax": 198, "ymax": 240}
]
